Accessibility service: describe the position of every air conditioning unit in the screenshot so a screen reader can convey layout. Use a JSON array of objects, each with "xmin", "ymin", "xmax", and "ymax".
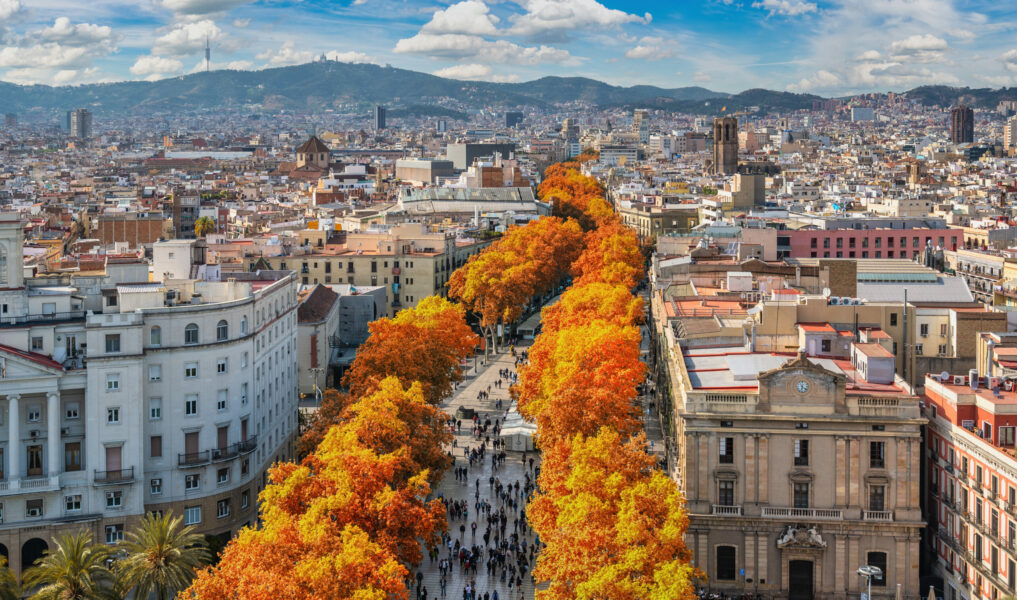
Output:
[
  {"xmin": 26, "ymin": 508, "xmax": 40, "ymax": 517},
  {"xmin": 61, "ymin": 428, "xmax": 70, "ymax": 436},
  {"xmin": 829, "ymin": 297, "xmax": 841, "ymax": 305},
  {"xmin": 29, "ymin": 430, "xmax": 38, "ymax": 439},
  {"xmin": 852, "ymin": 298, "xmax": 863, "ymax": 305},
  {"xmin": 990, "ymin": 377, "xmax": 1002, "ymax": 390},
  {"xmin": 954, "ymin": 375, "xmax": 967, "ymax": 386}
]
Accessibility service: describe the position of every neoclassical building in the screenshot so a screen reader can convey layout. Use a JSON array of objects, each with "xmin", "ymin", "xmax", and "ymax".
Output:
[
  {"xmin": 662, "ymin": 335, "xmax": 925, "ymax": 600},
  {"xmin": 0, "ymin": 216, "xmax": 299, "ymax": 573}
]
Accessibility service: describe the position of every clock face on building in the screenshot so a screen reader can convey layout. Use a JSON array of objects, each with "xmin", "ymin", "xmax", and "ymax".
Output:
[{"xmin": 795, "ymin": 380, "xmax": 810, "ymax": 394}]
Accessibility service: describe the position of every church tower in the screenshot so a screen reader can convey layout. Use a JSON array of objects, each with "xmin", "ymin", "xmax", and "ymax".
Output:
[
  {"xmin": 712, "ymin": 116, "xmax": 738, "ymax": 175},
  {"xmin": 296, "ymin": 136, "xmax": 330, "ymax": 170}
]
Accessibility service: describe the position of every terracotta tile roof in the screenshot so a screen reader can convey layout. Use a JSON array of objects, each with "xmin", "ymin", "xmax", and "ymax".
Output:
[
  {"xmin": 297, "ymin": 284, "xmax": 338, "ymax": 323},
  {"xmin": 0, "ymin": 344, "xmax": 63, "ymax": 371}
]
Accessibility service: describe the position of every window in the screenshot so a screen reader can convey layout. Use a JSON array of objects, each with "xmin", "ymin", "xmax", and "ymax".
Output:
[
  {"xmin": 718, "ymin": 481, "xmax": 735, "ymax": 506},
  {"xmin": 716, "ymin": 546, "xmax": 736, "ymax": 581},
  {"xmin": 185, "ymin": 474, "xmax": 200, "ymax": 490},
  {"xmin": 241, "ymin": 352, "xmax": 248, "ymax": 368},
  {"xmin": 217, "ymin": 320, "xmax": 228, "ymax": 341},
  {"xmin": 65, "ymin": 494, "xmax": 81, "ymax": 511},
  {"xmin": 793, "ymin": 482, "xmax": 810, "ymax": 508},
  {"xmin": 150, "ymin": 326, "xmax": 161, "ymax": 346},
  {"xmin": 185, "ymin": 363, "xmax": 198, "ymax": 378},
  {"xmin": 185, "ymin": 395, "xmax": 198, "ymax": 416},
  {"xmin": 26, "ymin": 499, "xmax": 42, "ymax": 517},
  {"xmin": 184, "ymin": 506, "xmax": 201, "ymax": 525},
  {"xmin": 106, "ymin": 407, "xmax": 120, "ymax": 424},
  {"xmin": 105, "ymin": 490, "xmax": 122, "ymax": 509},
  {"xmin": 1001, "ymin": 427, "xmax": 1016, "ymax": 447},
  {"xmin": 890, "ymin": 313, "xmax": 898, "ymax": 327},
  {"xmin": 65, "ymin": 403, "xmax": 79, "ymax": 420},
  {"xmin": 869, "ymin": 485, "xmax": 885, "ymax": 511},
  {"xmin": 920, "ymin": 323, "xmax": 929, "ymax": 336},
  {"xmin": 241, "ymin": 489, "xmax": 249, "ymax": 509},
  {"xmin": 867, "ymin": 552, "xmax": 887, "ymax": 586},
  {"xmin": 184, "ymin": 324, "xmax": 199, "ymax": 345},
  {"xmin": 30, "ymin": 337, "xmax": 43, "ymax": 351},
  {"xmin": 241, "ymin": 383, "xmax": 248, "ymax": 406},
  {"xmin": 870, "ymin": 442, "xmax": 885, "ymax": 468},
  {"xmin": 241, "ymin": 317, "xmax": 247, "ymax": 335},
  {"xmin": 150, "ymin": 478, "xmax": 162, "ymax": 495},
  {"xmin": 150, "ymin": 398, "xmax": 162, "ymax": 420},
  {"xmin": 938, "ymin": 344, "xmax": 947, "ymax": 355},
  {"xmin": 150, "ymin": 435, "xmax": 162, "ymax": 458},
  {"xmin": 915, "ymin": 344, "xmax": 923, "ymax": 356},
  {"xmin": 105, "ymin": 524, "xmax": 124, "ymax": 544},
  {"xmin": 217, "ymin": 358, "xmax": 228, "ymax": 374},
  {"xmin": 794, "ymin": 440, "xmax": 809, "ymax": 466},
  {"xmin": 217, "ymin": 468, "xmax": 229, "ymax": 484},
  {"xmin": 821, "ymin": 339, "xmax": 831, "ymax": 353},
  {"xmin": 105, "ymin": 374, "xmax": 120, "ymax": 392},
  {"xmin": 217, "ymin": 390, "xmax": 227, "ymax": 411},
  {"xmin": 217, "ymin": 499, "xmax": 231, "ymax": 519},
  {"xmin": 719, "ymin": 437, "xmax": 734, "ymax": 464},
  {"xmin": 105, "ymin": 334, "xmax": 120, "ymax": 353},
  {"xmin": 241, "ymin": 458, "xmax": 250, "ymax": 476},
  {"xmin": 27, "ymin": 406, "xmax": 40, "ymax": 422},
  {"xmin": 64, "ymin": 442, "xmax": 81, "ymax": 471},
  {"xmin": 148, "ymin": 365, "xmax": 161, "ymax": 382},
  {"xmin": 941, "ymin": 323, "xmax": 948, "ymax": 336}
]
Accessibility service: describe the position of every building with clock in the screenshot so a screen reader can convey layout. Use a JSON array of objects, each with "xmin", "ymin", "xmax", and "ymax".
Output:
[{"xmin": 660, "ymin": 336, "xmax": 926, "ymax": 600}]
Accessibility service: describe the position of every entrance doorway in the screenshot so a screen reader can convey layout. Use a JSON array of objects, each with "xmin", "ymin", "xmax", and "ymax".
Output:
[
  {"xmin": 21, "ymin": 538, "xmax": 47, "ymax": 571},
  {"xmin": 788, "ymin": 560, "xmax": 814, "ymax": 600}
]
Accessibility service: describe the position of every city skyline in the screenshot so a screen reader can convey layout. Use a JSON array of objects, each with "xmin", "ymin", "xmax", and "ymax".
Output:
[{"xmin": 0, "ymin": 0, "xmax": 1015, "ymax": 95}]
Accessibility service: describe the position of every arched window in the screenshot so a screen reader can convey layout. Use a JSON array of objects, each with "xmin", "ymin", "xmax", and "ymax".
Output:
[
  {"xmin": 216, "ymin": 320, "xmax": 228, "ymax": 341},
  {"xmin": 150, "ymin": 326, "xmax": 161, "ymax": 346},
  {"xmin": 241, "ymin": 316, "xmax": 248, "ymax": 336},
  {"xmin": 184, "ymin": 323, "xmax": 199, "ymax": 345}
]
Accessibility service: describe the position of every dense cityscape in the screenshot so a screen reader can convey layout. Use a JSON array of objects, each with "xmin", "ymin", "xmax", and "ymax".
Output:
[{"xmin": 4, "ymin": 1, "xmax": 1017, "ymax": 599}]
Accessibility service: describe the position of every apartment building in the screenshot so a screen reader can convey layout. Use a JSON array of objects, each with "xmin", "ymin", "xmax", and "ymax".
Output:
[
  {"xmin": 924, "ymin": 367, "xmax": 1017, "ymax": 600},
  {"xmin": 0, "ymin": 217, "xmax": 299, "ymax": 573},
  {"xmin": 242, "ymin": 224, "xmax": 491, "ymax": 316}
]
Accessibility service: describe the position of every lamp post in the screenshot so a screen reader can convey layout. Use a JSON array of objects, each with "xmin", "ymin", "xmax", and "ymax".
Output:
[
  {"xmin": 858, "ymin": 565, "xmax": 882, "ymax": 600},
  {"xmin": 308, "ymin": 367, "xmax": 325, "ymax": 407}
]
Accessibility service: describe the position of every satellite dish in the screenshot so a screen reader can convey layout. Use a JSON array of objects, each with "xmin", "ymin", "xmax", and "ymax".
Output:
[{"xmin": 940, "ymin": 371, "xmax": 950, "ymax": 381}]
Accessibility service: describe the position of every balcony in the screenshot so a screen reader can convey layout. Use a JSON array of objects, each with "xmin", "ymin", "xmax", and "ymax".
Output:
[
  {"xmin": 94, "ymin": 468, "xmax": 134, "ymax": 484},
  {"xmin": 178, "ymin": 451, "xmax": 210, "ymax": 467},
  {"xmin": 761, "ymin": 507, "xmax": 843, "ymax": 520},
  {"xmin": 863, "ymin": 510, "xmax": 893, "ymax": 521},
  {"xmin": 712, "ymin": 505, "xmax": 743, "ymax": 516},
  {"xmin": 0, "ymin": 310, "xmax": 85, "ymax": 328},
  {"xmin": 211, "ymin": 436, "xmax": 258, "ymax": 462}
]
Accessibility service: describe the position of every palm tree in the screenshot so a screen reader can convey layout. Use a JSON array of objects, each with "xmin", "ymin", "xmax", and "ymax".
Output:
[
  {"xmin": 0, "ymin": 556, "xmax": 21, "ymax": 600},
  {"xmin": 193, "ymin": 216, "xmax": 216, "ymax": 238},
  {"xmin": 22, "ymin": 530, "xmax": 113, "ymax": 600},
  {"xmin": 117, "ymin": 512, "xmax": 211, "ymax": 600}
]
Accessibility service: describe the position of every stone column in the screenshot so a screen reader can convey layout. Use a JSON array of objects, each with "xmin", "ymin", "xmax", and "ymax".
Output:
[
  {"xmin": 47, "ymin": 391, "xmax": 59, "ymax": 478},
  {"xmin": 7, "ymin": 394, "xmax": 18, "ymax": 483},
  {"xmin": 758, "ymin": 435, "xmax": 769, "ymax": 504},
  {"xmin": 745, "ymin": 434, "xmax": 757, "ymax": 504},
  {"xmin": 835, "ymin": 437, "xmax": 847, "ymax": 506},
  {"xmin": 849, "ymin": 437, "xmax": 860, "ymax": 507}
]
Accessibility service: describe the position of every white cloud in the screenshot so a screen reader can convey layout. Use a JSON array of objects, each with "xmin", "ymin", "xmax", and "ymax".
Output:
[
  {"xmin": 157, "ymin": 0, "xmax": 252, "ymax": 15},
  {"xmin": 39, "ymin": 18, "xmax": 116, "ymax": 47},
  {"xmin": 152, "ymin": 20, "xmax": 222, "ymax": 57},
  {"xmin": 130, "ymin": 55, "xmax": 183, "ymax": 79},
  {"xmin": 256, "ymin": 41, "xmax": 313, "ymax": 67},
  {"xmin": 1002, "ymin": 49, "xmax": 1017, "ymax": 73},
  {"xmin": 854, "ymin": 49, "xmax": 882, "ymax": 62},
  {"xmin": 325, "ymin": 50, "xmax": 381, "ymax": 65},
  {"xmin": 624, "ymin": 36, "xmax": 675, "ymax": 61},
  {"xmin": 508, "ymin": 0, "xmax": 650, "ymax": 36},
  {"xmin": 422, "ymin": 1, "xmax": 500, "ymax": 36},
  {"xmin": 3, "ymin": 66, "xmax": 111, "ymax": 85},
  {"xmin": 188, "ymin": 59, "xmax": 252, "ymax": 73},
  {"xmin": 432, "ymin": 63, "xmax": 519, "ymax": 82},
  {"xmin": 788, "ymin": 69, "xmax": 841, "ymax": 91},
  {"xmin": 0, "ymin": 41, "xmax": 109, "ymax": 69},
  {"xmin": 752, "ymin": 0, "xmax": 817, "ymax": 16},
  {"xmin": 394, "ymin": 33, "xmax": 570, "ymax": 65},
  {"xmin": 0, "ymin": 0, "xmax": 21, "ymax": 20},
  {"xmin": 693, "ymin": 71, "xmax": 711, "ymax": 83},
  {"xmin": 887, "ymin": 33, "xmax": 948, "ymax": 62},
  {"xmin": 232, "ymin": 18, "xmax": 250, "ymax": 28}
]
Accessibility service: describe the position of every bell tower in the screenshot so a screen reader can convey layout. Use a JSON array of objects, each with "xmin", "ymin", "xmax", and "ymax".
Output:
[{"xmin": 712, "ymin": 116, "xmax": 739, "ymax": 175}]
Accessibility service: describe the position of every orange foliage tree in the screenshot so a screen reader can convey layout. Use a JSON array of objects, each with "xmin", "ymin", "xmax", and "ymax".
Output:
[
  {"xmin": 515, "ymin": 322, "xmax": 643, "ymax": 444},
  {"xmin": 341, "ymin": 296, "xmax": 477, "ymax": 405},
  {"xmin": 572, "ymin": 222, "xmax": 644, "ymax": 289},
  {"xmin": 186, "ymin": 390, "xmax": 445, "ymax": 599},
  {"xmin": 529, "ymin": 428, "xmax": 698, "ymax": 600},
  {"xmin": 540, "ymin": 282, "xmax": 645, "ymax": 333}
]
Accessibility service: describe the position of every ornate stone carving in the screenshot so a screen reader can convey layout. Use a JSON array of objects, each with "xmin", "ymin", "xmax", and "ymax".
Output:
[{"xmin": 776, "ymin": 525, "xmax": 827, "ymax": 549}]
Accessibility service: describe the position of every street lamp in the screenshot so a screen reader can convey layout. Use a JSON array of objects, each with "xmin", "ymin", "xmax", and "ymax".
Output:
[
  {"xmin": 858, "ymin": 565, "xmax": 882, "ymax": 600},
  {"xmin": 307, "ymin": 367, "xmax": 325, "ymax": 407}
]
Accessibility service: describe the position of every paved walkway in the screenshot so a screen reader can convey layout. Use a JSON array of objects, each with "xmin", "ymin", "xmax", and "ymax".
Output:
[{"xmin": 414, "ymin": 346, "xmax": 539, "ymax": 600}]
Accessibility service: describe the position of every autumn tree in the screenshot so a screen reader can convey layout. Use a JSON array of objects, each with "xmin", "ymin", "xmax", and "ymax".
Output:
[
  {"xmin": 515, "ymin": 321, "xmax": 643, "ymax": 444},
  {"xmin": 540, "ymin": 282, "xmax": 645, "ymax": 333},
  {"xmin": 529, "ymin": 428, "xmax": 698, "ymax": 600},
  {"xmin": 572, "ymin": 222, "xmax": 644, "ymax": 289},
  {"xmin": 341, "ymin": 296, "xmax": 477, "ymax": 405}
]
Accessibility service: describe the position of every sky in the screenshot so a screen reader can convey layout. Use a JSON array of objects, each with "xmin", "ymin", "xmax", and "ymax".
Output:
[{"xmin": 0, "ymin": 0, "xmax": 1016, "ymax": 96}]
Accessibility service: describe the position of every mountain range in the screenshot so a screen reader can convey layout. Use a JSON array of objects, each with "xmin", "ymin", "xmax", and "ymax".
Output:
[{"xmin": 0, "ymin": 61, "xmax": 1013, "ymax": 117}]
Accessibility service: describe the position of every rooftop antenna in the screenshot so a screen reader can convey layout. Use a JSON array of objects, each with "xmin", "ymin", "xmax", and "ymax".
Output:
[{"xmin": 205, "ymin": 36, "xmax": 211, "ymax": 73}]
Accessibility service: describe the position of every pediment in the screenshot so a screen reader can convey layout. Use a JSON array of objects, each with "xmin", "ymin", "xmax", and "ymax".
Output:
[
  {"xmin": 757, "ymin": 351, "xmax": 845, "ymax": 384},
  {"xmin": 0, "ymin": 348, "xmax": 63, "ymax": 383}
]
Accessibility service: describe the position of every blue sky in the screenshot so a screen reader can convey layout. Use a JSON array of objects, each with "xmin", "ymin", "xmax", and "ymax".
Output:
[{"xmin": 0, "ymin": 0, "xmax": 1016, "ymax": 95}]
